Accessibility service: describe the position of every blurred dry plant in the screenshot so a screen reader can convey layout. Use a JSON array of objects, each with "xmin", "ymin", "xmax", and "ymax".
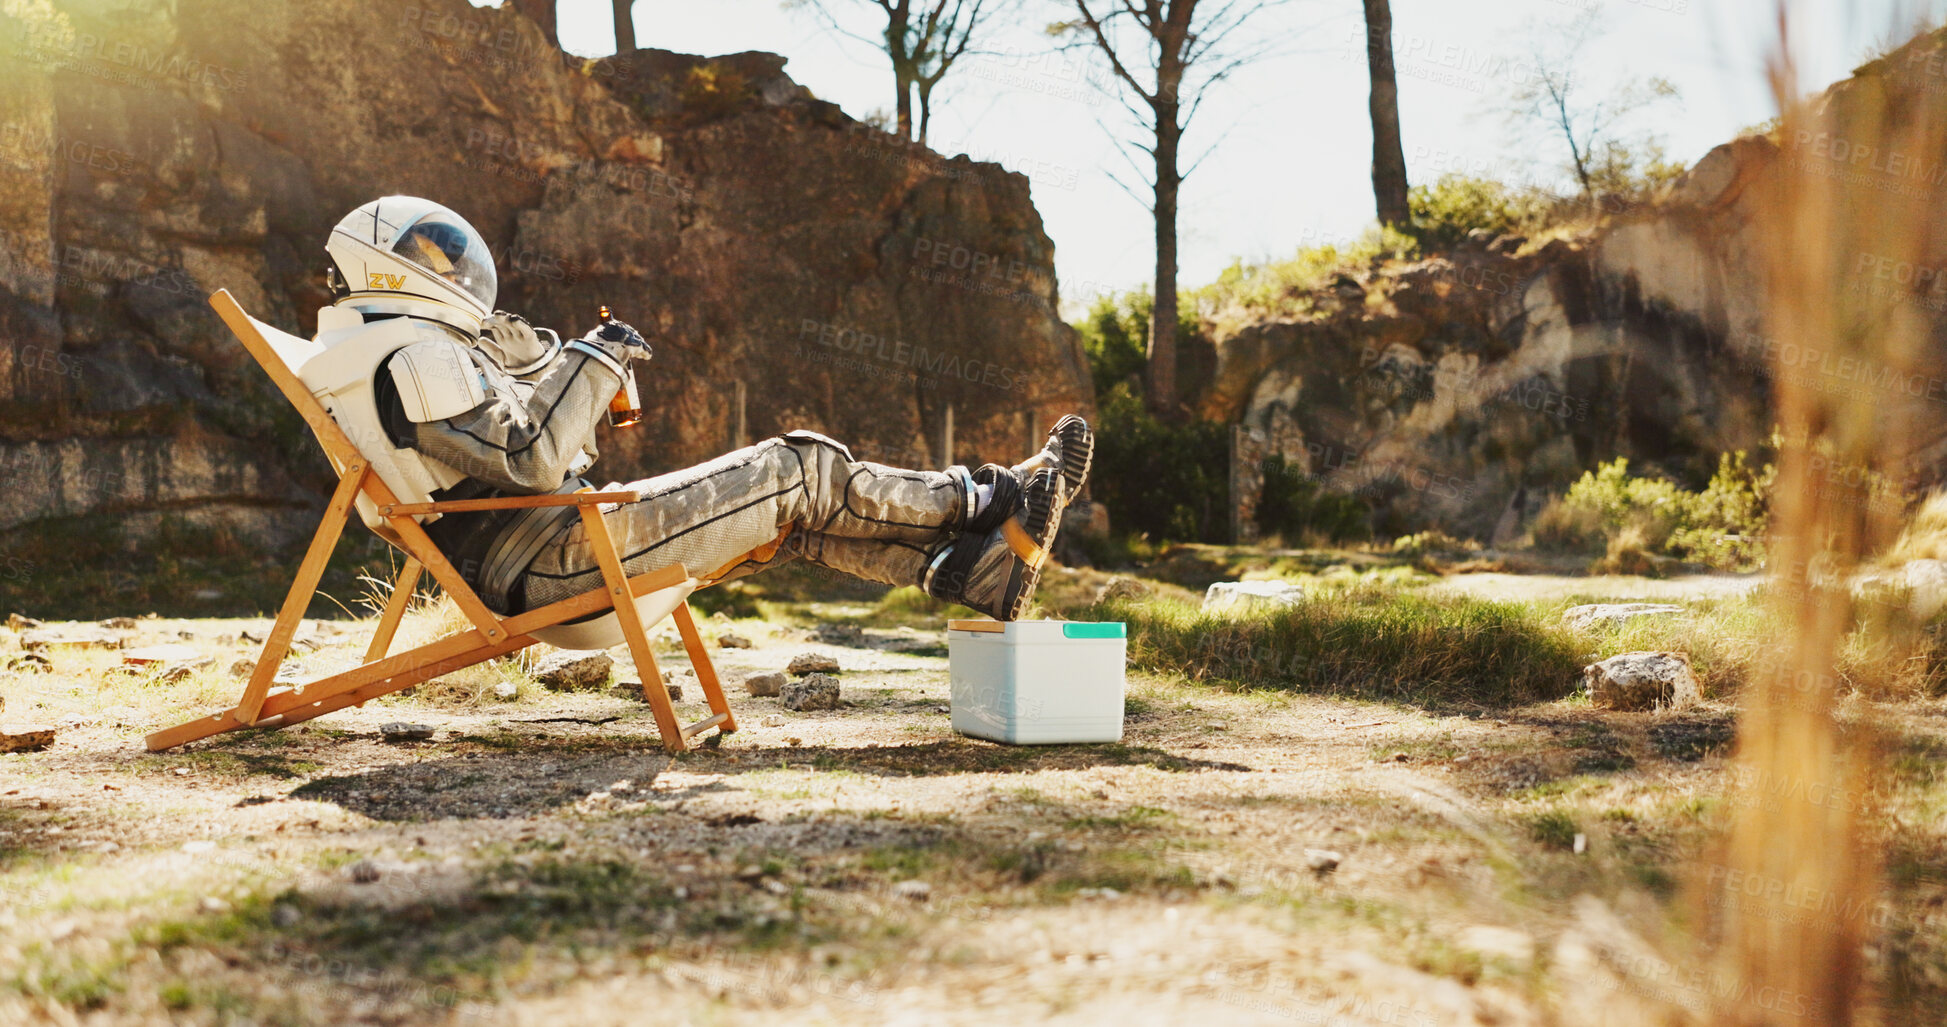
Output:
[
  {"xmin": 354, "ymin": 565, "xmax": 529, "ymax": 705},
  {"xmin": 1695, "ymin": 4, "xmax": 1947, "ymax": 1023}
]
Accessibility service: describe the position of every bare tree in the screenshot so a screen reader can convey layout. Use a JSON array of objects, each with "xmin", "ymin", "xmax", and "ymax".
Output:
[
  {"xmin": 1362, "ymin": 0, "xmax": 1409, "ymax": 229},
  {"xmin": 1057, "ymin": 0, "xmax": 1286, "ymax": 414},
  {"xmin": 509, "ymin": 0, "xmax": 558, "ymax": 49},
  {"xmin": 1508, "ymin": 11, "xmax": 1678, "ymax": 204},
  {"xmin": 792, "ymin": 1, "xmax": 1012, "ymax": 145},
  {"xmin": 614, "ymin": 0, "xmax": 637, "ymax": 51}
]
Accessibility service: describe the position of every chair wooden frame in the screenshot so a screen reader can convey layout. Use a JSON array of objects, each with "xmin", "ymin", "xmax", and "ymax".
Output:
[{"xmin": 145, "ymin": 290, "xmax": 737, "ymax": 753}]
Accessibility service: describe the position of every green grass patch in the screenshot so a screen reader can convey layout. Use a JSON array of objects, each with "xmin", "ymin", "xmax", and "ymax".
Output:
[
  {"xmin": 1082, "ymin": 585, "xmax": 1584, "ymax": 707},
  {"xmin": 1065, "ymin": 805, "xmax": 1174, "ymax": 831},
  {"xmin": 1522, "ymin": 809, "xmax": 1581, "ymax": 850}
]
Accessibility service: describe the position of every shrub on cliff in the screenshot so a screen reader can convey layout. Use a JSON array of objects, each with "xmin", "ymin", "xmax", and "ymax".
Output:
[
  {"xmin": 1531, "ymin": 454, "xmax": 1772, "ymax": 571},
  {"xmin": 1408, "ymin": 174, "xmax": 1557, "ymax": 250}
]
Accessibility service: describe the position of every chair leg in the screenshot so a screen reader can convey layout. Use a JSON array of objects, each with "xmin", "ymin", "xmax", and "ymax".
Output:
[
  {"xmin": 674, "ymin": 602, "xmax": 737, "ymax": 734},
  {"xmin": 364, "ymin": 557, "xmax": 424, "ymax": 663},
  {"xmin": 233, "ymin": 462, "xmax": 367, "ymax": 726},
  {"xmin": 577, "ymin": 505, "xmax": 687, "ymax": 751}
]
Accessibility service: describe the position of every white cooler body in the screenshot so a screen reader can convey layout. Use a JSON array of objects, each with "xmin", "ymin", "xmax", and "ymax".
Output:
[{"xmin": 948, "ymin": 620, "xmax": 1126, "ymax": 745}]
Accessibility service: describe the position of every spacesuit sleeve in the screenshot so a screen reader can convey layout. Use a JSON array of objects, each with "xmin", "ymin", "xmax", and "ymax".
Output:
[{"xmin": 400, "ymin": 339, "xmax": 627, "ymax": 494}]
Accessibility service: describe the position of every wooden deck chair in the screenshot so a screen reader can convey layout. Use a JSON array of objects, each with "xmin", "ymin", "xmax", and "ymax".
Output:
[{"xmin": 146, "ymin": 290, "xmax": 738, "ymax": 753}]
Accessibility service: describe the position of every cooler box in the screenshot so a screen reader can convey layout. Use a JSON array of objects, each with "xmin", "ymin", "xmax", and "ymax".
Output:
[{"xmin": 947, "ymin": 620, "xmax": 1126, "ymax": 745}]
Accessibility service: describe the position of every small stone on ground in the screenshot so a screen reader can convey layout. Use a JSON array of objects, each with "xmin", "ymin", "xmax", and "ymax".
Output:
[
  {"xmin": 813, "ymin": 623, "xmax": 865, "ymax": 647},
  {"xmin": 782, "ymin": 673, "xmax": 841, "ymax": 711},
  {"xmin": 787, "ymin": 652, "xmax": 841, "ymax": 675},
  {"xmin": 614, "ymin": 681, "xmax": 682, "ymax": 702},
  {"xmin": 1584, "ymin": 651, "xmax": 1703, "ymax": 711},
  {"xmin": 379, "ymin": 722, "xmax": 435, "ymax": 742},
  {"xmin": 1202, "ymin": 580, "xmax": 1303, "ymax": 614},
  {"xmin": 21, "ymin": 625, "xmax": 131, "ymax": 651},
  {"xmin": 532, "ymin": 649, "xmax": 614, "ymax": 691},
  {"xmin": 1563, "ymin": 603, "xmax": 1685, "ymax": 631},
  {"xmin": 745, "ymin": 672, "xmax": 785, "ymax": 697},
  {"xmin": 717, "ymin": 632, "xmax": 753, "ymax": 649},
  {"xmin": 1095, "ymin": 576, "xmax": 1152, "ymax": 603},
  {"xmin": 0, "ymin": 724, "xmax": 57, "ymax": 752}
]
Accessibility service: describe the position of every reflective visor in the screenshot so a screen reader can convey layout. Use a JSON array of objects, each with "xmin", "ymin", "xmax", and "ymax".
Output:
[{"xmin": 389, "ymin": 212, "xmax": 496, "ymax": 311}]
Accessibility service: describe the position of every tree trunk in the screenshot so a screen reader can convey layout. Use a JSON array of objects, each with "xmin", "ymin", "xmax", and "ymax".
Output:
[
  {"xmin": 510, "ymin": 0, "xmax": 557, "ymax": 48},
  {"xmin": 916, "ymin": 82, "xmax": 934, "ymax": 146},
  {"xmin": 612, "ymin": 0, "xmax": 635, "ymax": 52},
  {"xmin": 1362, "ymin": 0, "xmax": 1410, "ymax": 228},
  {"xmin": 1149, "ymin": 64, "xmax": 1183, "ymax": 414},
  {"xmin": 887, "ymin": 3, "xmax": 915, "ymax": 140}
]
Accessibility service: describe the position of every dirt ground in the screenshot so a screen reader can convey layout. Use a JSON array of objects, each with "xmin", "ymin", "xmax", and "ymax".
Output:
[{"xmin": 1, "ymin": 571, "xmax": 1942, "ymax": 1026}]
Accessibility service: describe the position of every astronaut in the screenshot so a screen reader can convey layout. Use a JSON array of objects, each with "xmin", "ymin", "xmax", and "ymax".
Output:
[{"xmin": 306, "ymin": 196, "xmax": 1091, "ymax": 621}]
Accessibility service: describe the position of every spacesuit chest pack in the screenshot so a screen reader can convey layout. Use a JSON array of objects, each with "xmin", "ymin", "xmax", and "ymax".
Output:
[{"xmin": 298, "ymin": 310, "xmax": 486, "ymax": 537}]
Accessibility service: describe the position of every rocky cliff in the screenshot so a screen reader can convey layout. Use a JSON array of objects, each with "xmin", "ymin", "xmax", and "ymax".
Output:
[
  {"xmin": 0, "ymin": 0, "xmax": 1088, "ymax": 577},
  {"xmin": 1212, "ymin": 34, "xmax": 1947, "ymax": 542}
]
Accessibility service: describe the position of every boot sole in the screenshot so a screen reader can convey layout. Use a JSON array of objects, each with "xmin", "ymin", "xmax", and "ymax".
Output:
[
  {"xmin": 1048, "ymin": 415, "xmax": 1093, "ymax": 501},
  {"xmin": 999, "ymin": 469, "xmax": 1065, "ymax": 620}
]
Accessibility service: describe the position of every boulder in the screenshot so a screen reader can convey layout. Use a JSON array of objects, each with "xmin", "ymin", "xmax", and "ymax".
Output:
[
  {"xmin": 1563, "ymin": 604, "xmax": 1685, "ymax": 631},
  {"xmin": 782, "ymin": 673, "xmax": 841, "ymax": 711},
  {"xmin": 532, "ymin": 650, "xmax": 615, "ymax": 691},
  {"xmin": 6, "ymin": 613, "xmax": 42, "ymax": 631},
  {"xmin": 787, "ymin": 652, "xmax": 841, "ymax": 675},
  {"xmin": 1583, "ymin": 652, "xmax": 1702, "ymax": 711},
  {"xmin": 1202, "ymin": 580, "xmax": 1304, "ymax": 615},
  {"xmin": 745, "ymin": 672, "xmax": 786, "ymax": 697}
]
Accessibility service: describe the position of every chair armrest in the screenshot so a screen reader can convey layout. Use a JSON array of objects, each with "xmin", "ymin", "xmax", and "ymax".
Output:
[{"xmin": 379, "ymin": 490, "xmax": 642, "ymax": 516}]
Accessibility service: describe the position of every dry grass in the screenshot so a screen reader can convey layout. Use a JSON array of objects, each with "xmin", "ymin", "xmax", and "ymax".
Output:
[{"xmin": 1881, "ymin": 491, "xmax": 1947, "ymax": 564}]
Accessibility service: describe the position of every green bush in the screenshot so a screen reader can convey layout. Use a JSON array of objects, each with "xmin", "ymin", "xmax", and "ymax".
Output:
[
  {"xmin": 1408, "ymin": 174, "xmax": 1558, "ymax": 250},
  {"xmin": 1089, "ymin": 384, "xmax": 1231, "ymax": 543},
  {"xmin": 1073, "ymin": 288, "xmax": 1199, "ymax": 398},
  {"xmin": 1531, "ymin": 454, "xmax": 1772, "ymax": 571},
  {"xmin": 1256, "ymin": 455, "xmax": 1369, "ymax": 543}
]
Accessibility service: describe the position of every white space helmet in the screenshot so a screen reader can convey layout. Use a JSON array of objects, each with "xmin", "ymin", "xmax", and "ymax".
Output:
[{"xmin": 325, "ymin": 196, "xmax": 497, "ymax": 333}]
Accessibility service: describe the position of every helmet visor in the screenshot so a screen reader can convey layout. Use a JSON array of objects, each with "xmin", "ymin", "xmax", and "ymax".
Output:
[{"xmin": 389, "ymin": 212, "xmax": 496, "ymax": 311}]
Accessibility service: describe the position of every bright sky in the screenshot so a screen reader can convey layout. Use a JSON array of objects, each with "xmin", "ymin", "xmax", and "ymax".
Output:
[{"xmin": 513, "ymin": 0, "xmax": 1946, "ymax": 311}]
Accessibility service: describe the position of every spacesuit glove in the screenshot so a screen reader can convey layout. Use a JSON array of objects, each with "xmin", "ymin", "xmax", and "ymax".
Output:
[
  {"xmin": 584, "ymin": 318, "xmax": 651, "ymax": 360},
  {"xmin": 479, "ymin": 311, "xmax": 557, "ymax": 374}
]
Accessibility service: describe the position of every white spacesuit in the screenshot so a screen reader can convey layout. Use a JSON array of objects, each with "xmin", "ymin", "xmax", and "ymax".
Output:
[{"xmin": 299, "ymin": 196, "xmax": 1092, "ymax": 620}]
